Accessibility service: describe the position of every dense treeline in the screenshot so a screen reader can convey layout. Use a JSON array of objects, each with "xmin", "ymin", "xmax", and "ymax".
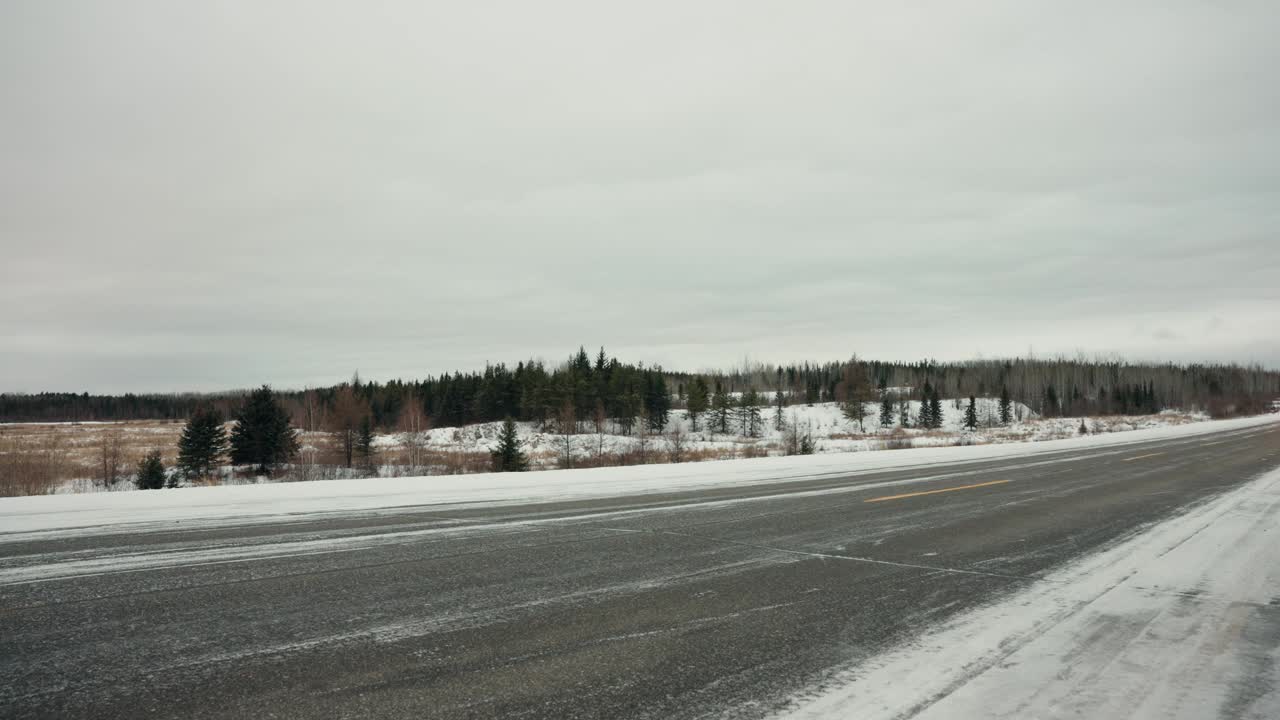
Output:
[{"xmin": 3, "ymin": 350, "xmax": 1277, "ymax": 427}]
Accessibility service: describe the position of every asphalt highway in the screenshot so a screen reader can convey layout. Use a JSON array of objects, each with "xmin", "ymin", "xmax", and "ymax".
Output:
[{"xmin": 3, "ymin": 422, "xmax": 1278, "ymax": 719}]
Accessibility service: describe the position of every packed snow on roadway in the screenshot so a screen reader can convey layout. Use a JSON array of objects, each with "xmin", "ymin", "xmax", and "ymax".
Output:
[
  {"xmin": 775, "ymin": 464, "xmax": 1280, "ymax": 720},
  {"xmin": 1, "ymin": 413, "xmax": 1276, "ymax": 538}
]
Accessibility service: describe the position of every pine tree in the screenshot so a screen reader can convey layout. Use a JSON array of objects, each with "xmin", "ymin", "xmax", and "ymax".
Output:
[
  {"xmin": 686, "ymin": 377, "xmax": 709, "ymax": 432},
  {"xmin": 879, "ymin": 394, "xmax": 894, "ymax": 427},
  {"xmin": 998, "ymin": 385, "xmax": 1013, "ymax": 426},
  {"xmin": 177, "ymin": 404, "xmax": 228, "ymax": 483},
  {"xmin": 964, "ymin": 395, "xmax": 978, "ymax": 431},
  {"xmin": 355, "ymin": 415, "xmax": 376, "ymax": 473},
  {"xmin": 135, "ymin": 450, "xmax": 166, "ymax": 490},
  {"xmin": 491, "ymin": 417, "xmax": 528, "ymax": 472},
  {"xmin": 229, "ymin": 385, "xmax": 299, "ymax": 475}
]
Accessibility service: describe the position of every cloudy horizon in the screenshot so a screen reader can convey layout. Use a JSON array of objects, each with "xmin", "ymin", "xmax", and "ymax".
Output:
[{"xmin": 3, "ymin": 1, "xmax": 1278, "ymax": 394}]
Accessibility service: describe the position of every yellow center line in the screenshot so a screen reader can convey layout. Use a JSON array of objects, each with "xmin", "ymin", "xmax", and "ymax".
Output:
[
  {"xmin": 864, "ymin": 479, "xmax": 1011, "ymax": 504},
  {"xmin": 1122, "ymin": 452, "xmax": 1166, "ymax": 462}
]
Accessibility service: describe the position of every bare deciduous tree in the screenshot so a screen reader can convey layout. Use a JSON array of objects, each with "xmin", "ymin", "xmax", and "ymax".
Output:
[
  {"xmin": 329, "ymin": 384, "xmax": 369, "ymax": 468},
  {"xmin": 98, "ymin": 429, "xmax": 125, "ymax": 488},
  {"xmin": 556, "ymin": 398, "xmax": 576, "ymax": 469},
  {"xmin": 398, "ymin": 397, "xmax": 430, "ymax": 473},
  {"xmin": 635, "ymin": 407, "xmax": 651, "ymax": 464}
]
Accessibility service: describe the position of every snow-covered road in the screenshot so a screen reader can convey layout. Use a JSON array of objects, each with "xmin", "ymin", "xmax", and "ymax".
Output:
[{"xmin": 778, "ymin": 467, "xmax": 1280, "ymax": 720}]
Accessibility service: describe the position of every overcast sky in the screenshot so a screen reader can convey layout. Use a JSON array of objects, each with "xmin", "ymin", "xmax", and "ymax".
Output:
[{"xmin": 3, "ymin": 1, "xmax": 1278, "ymax": 393}]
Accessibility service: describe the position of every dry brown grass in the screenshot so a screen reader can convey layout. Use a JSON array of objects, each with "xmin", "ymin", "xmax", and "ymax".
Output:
[{"xmin": 0, "ymin": 421, "xmax": 183, "ymax": 496}]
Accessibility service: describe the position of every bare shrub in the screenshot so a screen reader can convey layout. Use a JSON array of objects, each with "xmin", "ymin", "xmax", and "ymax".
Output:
[
  {"xmin": 667, "ymin": 424, "xmax": 687, "ymax": 463},
  {"xmin": 884, "ymin": 429, "xmax": 913, "ymax": 450},
  {"xmin": 98, "ymin": 430, "xmax": 126, "ymax": 488}
]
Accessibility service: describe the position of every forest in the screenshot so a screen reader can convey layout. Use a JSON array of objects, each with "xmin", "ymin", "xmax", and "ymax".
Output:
[{"xmin": 2, "ymin": 349, "xmax": 1277, "ymax": 428}]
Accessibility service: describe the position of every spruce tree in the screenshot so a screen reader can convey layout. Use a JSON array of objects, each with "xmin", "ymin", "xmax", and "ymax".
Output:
[
  {"xmin": 929, "ymin": 388, "xmax": 944, "ymax": 429},
  {"xmin": 229, "ymin": 385, "xmax": 299, "ymax": 475},
  {"xmin": 898, "ymin": 396, "xmax": 911, "ymax": 428},
  {"xmin": 880, "ymin": 395, "xmax": 894, "ymax": 427},
  {"xmin": 774, "ymin": 390, "xmax": 786, "ymax": 431},
  {"xmin": 491, "ymin": 417, "xmax": 528, "ymax": 472},
  {"xmin": 135, "ymin": 450, "xmax": 166, "ymax": 490},
  {"xmin": 998, "ymin": 385, "xmax": 1013, "ymax": 426},
  {"xmin": 918, "ymin": 383, "xmax": 934, "ymax": 429},
  {"xmin": 177, "ymin": 404, "xmax": 228, "ymax": 483},
  {"xmin": 711, "ymin": 382, "xmax": 732, "ymax": 434},
  {"xmin": 644, "ymin": 373, "xmax": 670, "ymax": 432},
  {"xmin": 686, "ymin": 377, "xmax": 709, "ymax": 432},
  {"xmin": 355, "ymin": 415, "xmax": 376, "ymax": 473},
  {"xmin": 964, "ymin": 395, "xmax": 978, "ymax": 431},
  {"xmin": 739, "ymin": 389, "xmax": 762, "ymax": 437}
]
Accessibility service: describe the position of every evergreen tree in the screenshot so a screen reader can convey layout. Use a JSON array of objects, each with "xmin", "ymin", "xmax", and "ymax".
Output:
[
  {"xmin": 490, "ymin": 417, "xmax": 528, "ymax": 472},
  {"xmin": 774, "ymin": 390, "xmax": 786, "ymax": 431},
  {"xmin": 879, "ymin": 394, "xmax": 894, "ymax": 427},
  {"xmin": 617, "ymin": 391, "xmax": 640, "ymax": 435},
  {"xmin": 898, "ymin": 396, "xmax": 911, "ymax": 428},
  {"xmin": 229, "ymin": 385, "xmax": 299, "ymax": 474},
  {"xmin": 135, "ymin": 450, "xmax": 166, "ymax": 490},
  {"xmin": 1043, "ymin": 384, "xmax": 1060, "ymax": 416},
  {"xmin": 963, "ymin": 395, "xmax": 978, "ymax": 430},
  {"xmin": 799, "ymin": 433, "xmax": 816, "ymax": 455},
  {"xmin": 711, "ymin": 382, "xmax": 732, "ymax": 433},
  {"xmin": 840, "ymin": 360, "xmax": 873, "ymax": 432},
  {"xmin": 929, "ymin": 388, "xmax": 944, "ymax": 429},
  {"xmin": 177, "ymin": 404, "xmax": 228, "ymax": 482},
  {"xmin": 686, "ymin": 377, "xmax": 709, "ymax": 432},
  {"xmin": 998, "ymin": 385, "xmax": 1013, "ymax": 426},
  {"xmin": 739, "ymin": 389, "xmax": 762, "ymax": 437},
  {"xmin": 644, "ymin": 372, "xmax": 670, "ymax": 432},
  {"xmin": 917, "ymin": 382, "xmax": 934, "ymax": 429},
  {"xmin": 355, "ymin": 415, "xmax": 376, "ymax": 473},
  {"xmin": 1079, "ymin": 418, "xmax": 1089, "ymax": 434}
]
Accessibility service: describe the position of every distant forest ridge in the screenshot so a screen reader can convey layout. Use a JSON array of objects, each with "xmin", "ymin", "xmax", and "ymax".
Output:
[{"xmin": 2, "ymin": 351, "xmax": 1278, "ymax": 425}]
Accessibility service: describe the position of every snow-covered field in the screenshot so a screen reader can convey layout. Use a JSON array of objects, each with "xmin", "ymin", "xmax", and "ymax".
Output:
[
  {"xmin": 776, "ymin": 463, "xmax": 1280, "ymax": 720},
  {"xmin": 383, "ymin": 399, "xmax": 1206, "ymax": 464},
  {"xmin": 2, "ymin": 413, "xmax": 1276, "ymax": 538},
  {"xmin": 5, "ymin": 399, "xmax": 1218, "ymax": 497}
]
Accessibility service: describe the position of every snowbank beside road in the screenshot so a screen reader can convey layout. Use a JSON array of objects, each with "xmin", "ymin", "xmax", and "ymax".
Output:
[
  {"xmin": 1, "ymin": 414, "xmax": 1276, "ymax": 538},
  {"xmin": 776, "ymin": 457, "xmax": 1280, "ymax": 720}
]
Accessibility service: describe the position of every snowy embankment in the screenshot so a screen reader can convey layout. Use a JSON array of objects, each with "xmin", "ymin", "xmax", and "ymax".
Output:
[
  {"xmin": 382, "ymin": 399, "xmax": 1163, "ymax": 461},
  {"xmin": 776, "ymin": 464, "xmax": 1280, "ymax": 720},
  {"xmin": 2, "ymin": 414, "xmax": 1276, "ymax": 538}
]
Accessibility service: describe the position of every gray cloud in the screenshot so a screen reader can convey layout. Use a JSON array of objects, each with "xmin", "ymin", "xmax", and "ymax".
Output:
[{"xmin": 3, "ymin": 1, "xmax": 1278, "ymax": 392}]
